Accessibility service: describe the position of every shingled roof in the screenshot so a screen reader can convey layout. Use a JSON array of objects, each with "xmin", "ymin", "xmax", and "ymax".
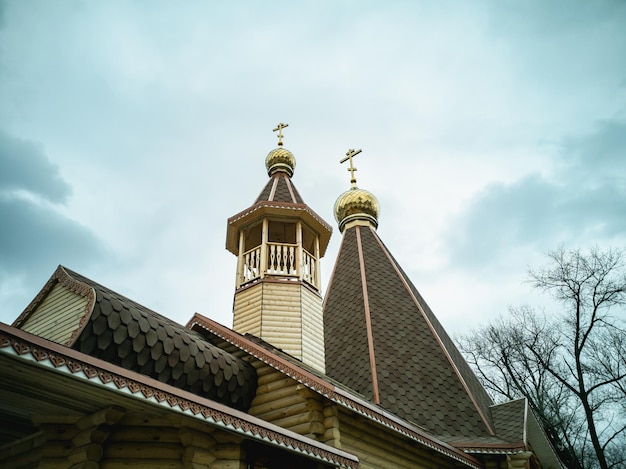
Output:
[
  {"xmin": 13, "ymin": 266, "xmax": 257, "ymax": 411},
  {"xmin": 255, "ymin": 171, "xmax": 305, "ymax": 204},
  {"xmin": 323, "ymin": 224, "xmax": 496, "ymax": 440}
]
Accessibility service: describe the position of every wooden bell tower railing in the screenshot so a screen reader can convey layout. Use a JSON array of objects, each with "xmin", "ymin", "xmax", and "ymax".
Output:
[{"xmin": 237, "ymin": 220, "xmax": 320, "ymax": 290}]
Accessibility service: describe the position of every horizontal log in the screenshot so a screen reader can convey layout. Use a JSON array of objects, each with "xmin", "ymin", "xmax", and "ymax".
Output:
[
  {"xmin": 42, "ymin": 441, "xmax": 72, "ymax": 458},
  {"xmin": 287, "ymin": 421, "xmax": 325, "ymax": 436},
  {"xmin": 72, "ymin": 427, "xmax": 110, "ymax": 447},
  {"xmin": 40, "ymin": 458, "xmax": 71, "ymax": 469},
  {"xmin": 253, "ymin": 401, "xmax": 312, "ymax": 422},
  {"xmin": 0, "ymin": 450, "xmax": 42, "ymax": 467},
  {"xmin": 32, "ymin": 414, "xmax": 81, "ymax": 425},
  {"xmin": 250, "ymin": 385, "xmax": 299, "ymax": 408},
  {"xmin": 250, "ymin": 392, "xmax": 306, "ymax": 417},
  {"xmin": 105, "ymin": 442, "xmax": 182, "ymax": 460},
  {"xmin": 39, "ymin": 423, "xmax": 80, "ymax": 441},
  {"xmin": 179, "ymin": 427, "xmax": 216, "ymax": 448},
  {"xmin": 342, "ymin": 434, "xmax": 427, "ymax": 469},
  {"xmin": 115, "ymin": 414, "xmax": 174, "ymax": 427},
  {"xmin": 295, "ymin": 384, "xmax": 319, "ymax": 400},
  {"xmin": 254, "ymin": 364, "xmax": 277, "ymax": 376},
  {"xmin": 256, "ymin": 370, "xmax": 289, "ymax": 386},
  {"xmin": 0, "ymin": 432, "xmax": 46, "ymax": 458},
  {"xmin": 210, "ymin": 461, "xmax": 241, "ymax": 469},
  {"xmin": 341, "ymin": 420, "xmax": 444, "ymax": 468},
  {"xmin": 68, "ymin": 461, "xmax": 100, "ymax": 469},
  {"xmin": 183, "ymin": 446, "xmax": 216, "ymax": 464},
  {"xmin": 77, "ymin": 406, "xmax": 125, "ymax": 430},
  {"xmin": 272, "ymin": 410, "xmax": 325, "ymax": 429},
  {"xmin": 67, "ymin": 443, "xmax": 102, "ymax": 465},
  {"xmin": 100, "ymin": 459, "xmax": 184, "ymax": 469},
  {"xmin": 323, "ymin": 427, "xmax": 341, "ymax": 446},
  {"xmin": 255, "ymin": 377, "xmax": 298, "ymax": 394},
  {"xmin": 109, "ymin": 426, "xmax": 181, "ymax": 443},
  {"xmin": 212, "ymin": 444, "xmax": 240, "ymax": 460}
]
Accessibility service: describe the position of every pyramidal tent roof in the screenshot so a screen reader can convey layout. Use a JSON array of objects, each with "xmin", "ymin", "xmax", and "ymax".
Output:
[
  {"xmin": 323, "ymin": 224, "xmax": 496, "ymax": 441},
  {"xmin": 255, "ymin": 170, "xmax": 305, "ymax": 204}
]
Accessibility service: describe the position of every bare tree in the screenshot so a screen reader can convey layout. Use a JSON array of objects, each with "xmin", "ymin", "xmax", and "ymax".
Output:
[{"xmin": 460, "ymin": 247, "xmax": 626, "ymax": 469}]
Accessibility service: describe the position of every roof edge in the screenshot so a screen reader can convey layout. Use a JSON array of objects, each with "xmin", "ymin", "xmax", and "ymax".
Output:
[
  {"xmin": 367, "ymin": 226, "xmax": 496, "ymax": 435},
  {"xmin": 0, "ymin": 323, "xmax": 359, "ymax": 469},
  {"xmin": 187, "ymin": 313, "xmax": 485, "ymax": 469}
]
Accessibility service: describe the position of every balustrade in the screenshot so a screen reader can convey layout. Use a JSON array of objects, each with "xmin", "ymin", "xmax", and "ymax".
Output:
[{"xmin": 239, "ymin": 243, "xmax": 318, "ymax": 288}]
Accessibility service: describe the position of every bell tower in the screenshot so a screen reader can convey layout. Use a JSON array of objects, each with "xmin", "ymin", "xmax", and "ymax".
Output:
[{"xmin": 225, "ymin": 124, "xmax": 332, "ymax": 372}]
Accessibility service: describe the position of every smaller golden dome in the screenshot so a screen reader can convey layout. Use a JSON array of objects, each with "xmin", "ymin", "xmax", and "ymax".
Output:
[
  {"xmin": 334, "ymin": 186, "xmax": 380, "ymax": 232},
  {"xmin": 265, "ymin": 147, "xmax": 296, "ymax": 177}
]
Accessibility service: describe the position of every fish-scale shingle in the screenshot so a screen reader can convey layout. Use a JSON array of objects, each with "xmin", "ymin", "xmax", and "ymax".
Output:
[{"xmin": 60, "ymin": 268, "xmax": 257, "ymax": 411}]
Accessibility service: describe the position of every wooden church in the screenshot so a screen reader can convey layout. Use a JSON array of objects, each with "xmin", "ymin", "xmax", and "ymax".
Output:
[{"xmin": 0, "ymin": 125, "xmax": 563, "ymax": 468}]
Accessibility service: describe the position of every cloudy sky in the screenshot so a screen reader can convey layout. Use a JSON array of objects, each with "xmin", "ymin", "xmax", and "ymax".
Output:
[{"xmin": 1, "ymin": 0, "xmax": 625, "ymax": 335}]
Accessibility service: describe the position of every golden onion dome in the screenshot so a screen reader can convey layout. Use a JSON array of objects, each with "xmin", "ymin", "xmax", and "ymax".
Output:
[
  {"xmin": 334, "ymin": 186, "xmax": 380, "ymax": 232},
  {"xmin": 265, "ymin": 147, "xmax": 296, "ymax": 177}
]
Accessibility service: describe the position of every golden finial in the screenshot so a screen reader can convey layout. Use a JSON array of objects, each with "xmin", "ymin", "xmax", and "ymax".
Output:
[
  {"xmin": 273, "ymin": 123, "xmax": 289, "ymax": 146},
  {"xmin": 340, "ymin": 148, "xmax": 362, "ymax": 187}
]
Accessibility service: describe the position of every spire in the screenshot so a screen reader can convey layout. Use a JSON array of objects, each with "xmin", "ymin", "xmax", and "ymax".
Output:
[
  {"xmin": 334, "ymin": 149, "xmax": 380, "ymax": 232},
  {"xmin": 324, "ymin": 151, "xmax": 495, "ymax": 440},
  {"xmin": 265, "ymin": 123, "xmax": 295, "ymax": 177},
  {"xmin": 226, "ymin": 125, "xmax": 332, "ymax": 373}
]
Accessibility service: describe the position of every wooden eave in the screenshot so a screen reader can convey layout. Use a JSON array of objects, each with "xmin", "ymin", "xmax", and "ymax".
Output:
[
  {"xmin": 226, "ymin": 201, "xmax": 332, "ymax": 257},
  {"xmin": 0, "ymin": 323, "xmax": 359, "ymax": 469},
  {"xmin": 187, "ymin": 313, "xmax": 486, "ymax": 469}
]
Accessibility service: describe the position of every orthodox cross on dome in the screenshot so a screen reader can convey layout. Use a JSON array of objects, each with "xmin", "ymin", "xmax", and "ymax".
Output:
[
  {"xmin": 273, "ymin": 123, "xmax": 289, "ymax": 146},
  {"xmin": 340, "ymin": 148, "xmax": 362, "ymax": 187}
]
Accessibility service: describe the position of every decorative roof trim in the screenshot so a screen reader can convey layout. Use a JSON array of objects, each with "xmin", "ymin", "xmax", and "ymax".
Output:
[
  {"xmin": 459, "ymin": 444, "xmax": 528, "ymax": 454},
  {"xmin": 188, "ymin": 314, "xmax": 485, "ymax": 469},
  {"xmin": 0, "ymin": 324, "xmax": 359, "ymax": 469},
  {"xmin": 368, "ymin": 225, "xmax": 496, "ymax": 436},
  {"xmin": 12, "ymin": 265, "xmax": 96, "ymax": 347},
  {"xmin": 228, "ymin": 201, "xmax": 332, "ymax": 234}
]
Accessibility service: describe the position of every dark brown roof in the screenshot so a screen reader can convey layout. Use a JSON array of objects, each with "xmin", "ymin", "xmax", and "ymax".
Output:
[
  {"xmin": 490, "ymin": 398, "xmax": 526, "ymax": 443},
  {"xmin": 18, "ymin": 266, "xmax": 257, "ymax": 411},
  {"xmin": 323, "ymin": 224, "xmax": 495, "ymax": 440},
  {"xmin": 255, "ymin": 172, "xmax": 304, "ymax": 204}
]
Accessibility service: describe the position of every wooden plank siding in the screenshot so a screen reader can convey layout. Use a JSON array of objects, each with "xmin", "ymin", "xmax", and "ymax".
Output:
[
  {"xmin": 233, "ymin": 285, "xmax": 263, "ymax": 336},
  {"xmin": 20, "ymin": 283, "xmax": 89, "ymax": 345},
  {"xmin": 233, "ymin": 280, "xmax": 326, "ymax": 372},
  {"xmin": 301, "ymin": 287, "xmax": 325, "ymax": 373}
]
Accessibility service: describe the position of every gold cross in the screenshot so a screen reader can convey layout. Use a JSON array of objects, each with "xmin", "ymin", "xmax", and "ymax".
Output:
[
  {"xmin": 273, "ymin": 123, "xmax": 289, "ymax": 146},
  {"xmin": 340, "ymin": 148, "xmax": 362, "ymax": 186}
]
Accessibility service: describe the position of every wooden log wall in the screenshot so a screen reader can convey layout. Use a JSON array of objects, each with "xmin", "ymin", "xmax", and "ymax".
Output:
[
  {"xmin": 9, "ymin": 408, "xmax": 248, "ymax": 469},
  {"xmin": 248, "ymin": 364, "xmax": 331, "ymax": 441},
  {"xmin": 337, "ymin": 409, "xmax": 460, "ymax": 469},
  {"xmin": 0, "ymin": 431, "xmax": 45, "ymax": 468}
]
